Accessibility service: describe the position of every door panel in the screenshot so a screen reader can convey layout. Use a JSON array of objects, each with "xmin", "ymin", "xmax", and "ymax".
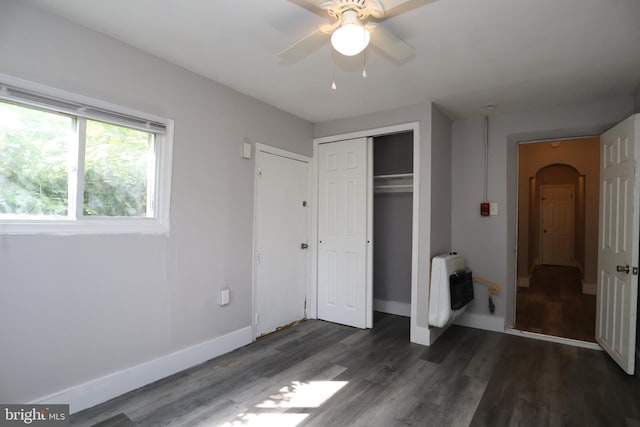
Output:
[
  {"xmin": 597, "ymin": 114, "xmax": 639, "ymax": 374},
  {"xmin": 318, "ymin": 138, "xmax": 368, "ymax": 328},
  {"xmin": 255, "ymin": 149, "xmax": 309, "ymax": 337}
]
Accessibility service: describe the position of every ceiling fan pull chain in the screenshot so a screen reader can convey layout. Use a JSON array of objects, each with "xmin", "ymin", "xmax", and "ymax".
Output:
[
  {"xmin": 331, "ymin": 54, "xmax": 337, "ymax": 90},
  {"xmin": 362, "ymin": 48, "xmax": 368, "ymax": 78}
]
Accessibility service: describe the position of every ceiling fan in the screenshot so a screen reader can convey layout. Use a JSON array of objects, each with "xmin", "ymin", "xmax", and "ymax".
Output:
[{"xmin": 280, "ymin": 0, "xmax": 435, "ymax": 62}]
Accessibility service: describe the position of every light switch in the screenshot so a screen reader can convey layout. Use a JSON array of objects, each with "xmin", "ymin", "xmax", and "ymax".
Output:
[
  {"xmin": 242, "ymin": 142, "xmax": 252, "ymax": 159},
  {"xmin": 489, "ymin": 203, "xmax": 498, "ymax": 216},
  {"xmin": 219, "ymin": 289, "xmax": 230, "ymax": 306}
]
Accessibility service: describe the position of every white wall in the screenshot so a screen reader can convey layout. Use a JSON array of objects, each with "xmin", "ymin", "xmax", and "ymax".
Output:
[
  {"xmin": 452, "ymin": 97, "xmax": 634, "ymax": 328},
  {"xmin": 315, "ymin": 103, "xmax": 452, "ymax": 343},
  {"xmin": 0, "ymin": 2, "xmax": 313, "ymax": 409}
]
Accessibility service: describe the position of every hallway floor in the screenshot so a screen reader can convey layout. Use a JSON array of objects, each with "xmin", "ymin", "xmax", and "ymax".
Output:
[{"xmin": 515, "ymin": 265, "xmax": 596, "ymax": 342}]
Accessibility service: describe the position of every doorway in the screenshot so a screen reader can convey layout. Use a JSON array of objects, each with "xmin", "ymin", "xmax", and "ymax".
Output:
[
  {"xmin": 372, "ymin": 132, "xmax": 413, "ymax": 318},
  {"xmin": 315, "ymin": 131, "xmax": 414, "ymax": 328},
  {"xmin": 311, "ymin": 122, "xmax": 424, "ymax": 343},
  {"xmin": 515, "ymin": 137, "xmax": 599, "ymax": 342}
]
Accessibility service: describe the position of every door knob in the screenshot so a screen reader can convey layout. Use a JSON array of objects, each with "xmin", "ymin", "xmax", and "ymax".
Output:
[
  {"xmin": 300, "ymin": 243, "xmax": 309, "ymax": 249},
  {"xmin": 616, "ymin": 265, "xmax": 630, "ymax": 274}
]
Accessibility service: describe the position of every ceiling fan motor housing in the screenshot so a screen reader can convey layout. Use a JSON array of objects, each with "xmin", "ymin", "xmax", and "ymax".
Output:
[{"xmin": 326, "ymin": 0, "xmax": 383, "ymax": 20}]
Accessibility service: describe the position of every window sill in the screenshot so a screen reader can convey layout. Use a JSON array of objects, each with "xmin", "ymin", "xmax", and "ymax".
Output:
[{"xmin": 0, "ymin": 218, "xmax": 170, "ymax": 235}]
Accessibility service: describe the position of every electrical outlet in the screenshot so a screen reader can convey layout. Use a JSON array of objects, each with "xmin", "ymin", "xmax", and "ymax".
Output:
[{"xmin": 219, "ymin": 289, "xmax": 230, "ymax": 306}]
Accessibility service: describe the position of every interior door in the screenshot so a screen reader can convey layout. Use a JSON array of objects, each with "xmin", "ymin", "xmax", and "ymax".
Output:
[
  {"xmin": 255, "ymin": 147, "xmax": 309, "ymax": 337},
  {"xmin": 540, "ymin": 185, "xmax": 574, "ymax": 266},
  {"xmin": 597, "ymin": 114, "xmax": 639, "ymax": 374},
  {"xmin": 317, "ymin": 138, "xmax": 369, "ymax": 328}
]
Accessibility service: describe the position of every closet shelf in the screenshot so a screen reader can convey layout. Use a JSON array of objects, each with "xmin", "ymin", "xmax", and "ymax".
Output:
[{"xmin": 374, "ymin": 173, "xmax": 413, "ymax": 194}]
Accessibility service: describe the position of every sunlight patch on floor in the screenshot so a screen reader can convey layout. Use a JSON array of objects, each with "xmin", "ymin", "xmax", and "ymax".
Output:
[
  {"xmin": 256, "ymin": 380, "xmax": 348, "ymax": 409},
  {"xmin": 218, "ymin": 380, "xmax": 348, "ymax": 426}
]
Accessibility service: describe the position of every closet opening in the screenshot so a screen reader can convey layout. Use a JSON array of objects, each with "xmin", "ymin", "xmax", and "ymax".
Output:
[{"xmin": 372, "ymin": 131, "xmax": 414, "ymax": 323}]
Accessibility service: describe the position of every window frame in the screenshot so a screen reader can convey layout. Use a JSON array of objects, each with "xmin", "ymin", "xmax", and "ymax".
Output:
[{"xmin": 0, "ymin": 74, "xmax": 173, "ymax": 235}]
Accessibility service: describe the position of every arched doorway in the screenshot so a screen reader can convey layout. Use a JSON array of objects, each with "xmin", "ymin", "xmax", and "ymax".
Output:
[{"xmin": 516, "ymin": 138, "xmax": 598, "ymax": 342}]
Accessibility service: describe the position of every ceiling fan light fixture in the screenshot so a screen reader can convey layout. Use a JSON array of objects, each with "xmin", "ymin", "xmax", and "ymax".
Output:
[{"xmin": 331, "ymin": 10, "xmax": 370, "ymax": 56}]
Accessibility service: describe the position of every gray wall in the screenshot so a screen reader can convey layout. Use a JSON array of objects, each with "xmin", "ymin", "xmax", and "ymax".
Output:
[
  {"xmin": 373, "ymin": 193, "xmax": 413, "ymax": 303},
  {"xmin": 373, "ymin": 132, "xmax": 413, "ymax": 304},
  {"xmin": 635, "ymin": 84, "xmax": 640, "ymax": 113},
  {"xmin": 0, "ymin": 2, "xmax": 313, "ymax": 404},
  {"xmin": 315, "ymin": 103, "xmax": 452, "ymax": 335},
  {"xmin": 452, "ymin": 97, "xmax": 634, "ymax": 326},
  {"xmin": 430, "ymin": 106, "xmax": 453, "ymax": 257}
]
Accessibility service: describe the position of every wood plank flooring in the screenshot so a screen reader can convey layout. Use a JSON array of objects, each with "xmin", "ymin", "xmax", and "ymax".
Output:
[
  {"xmin": 71, "ymin": 313, "xmax": 640, "ymax": 426},
  {"xmin": 515, "ymin": 265, "xmax": 596, "ymax": 342}
]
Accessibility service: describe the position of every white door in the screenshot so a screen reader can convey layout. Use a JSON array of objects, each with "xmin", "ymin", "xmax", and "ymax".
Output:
[
  {"xmin": 254, "ymin": 146, "xmax": 310, "ymax": 337},
  {"xmin": 540, "ymin": 185, "xmax": 574, "ymax": 266},
  {"xmin": 317, "ymin": 138, "xmax": 369, "ymax": 328},
  {"xmin": 597, "ymin": 114, "xmax": 639, "ymax": 374}
]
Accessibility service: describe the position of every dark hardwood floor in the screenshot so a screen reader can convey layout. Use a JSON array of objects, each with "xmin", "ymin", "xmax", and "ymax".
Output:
[
  {"xmin": 71, "ymin": 313, "xmax": 640, "ymax": 426},
  {"xmin": 515, "ymin": 265, "xmax": 596, "ymax": 342}
]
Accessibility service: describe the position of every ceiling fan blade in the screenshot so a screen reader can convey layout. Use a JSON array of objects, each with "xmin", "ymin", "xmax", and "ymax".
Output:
[
  {"xmin": 279, "ymin": 29, "xmax": 330, "ymax": 61},
  {"xmin": 287, "ymin": 0, "xmax": 331, "ymax": 18},
  {"xmin": 376, "ymin": 0, "xmax": 439, "ymax": 20},
  {"xmin": 369, "ymin": 25, "xmax": 415, "ymax": 61}
]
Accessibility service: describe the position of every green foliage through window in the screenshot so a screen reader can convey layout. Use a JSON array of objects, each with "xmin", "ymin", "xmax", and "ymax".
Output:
[
  {"xmin": 0, "ymin": 102, "xmax": 71, "ymax": 215},
  {"xmin": 0, "ymin": 100, "xmax": 156, "ymax": 218},
  {"xmin": 84, "ymin": 120, "xmax": 154, "ymax": 217}
]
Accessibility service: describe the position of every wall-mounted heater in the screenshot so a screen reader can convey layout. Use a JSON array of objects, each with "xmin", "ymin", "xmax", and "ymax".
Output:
[{"xmin": 429, "ymin": 254, "xmax": 474, "ymax": 328}]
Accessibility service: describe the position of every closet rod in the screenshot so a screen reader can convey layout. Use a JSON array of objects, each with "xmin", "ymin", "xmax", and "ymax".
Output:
[
  {"xmin": 374, "ymin": 184, "xmax": 413, "ymax": 189},
  {"xmin": 374, "ymin": 173, "xmax": 413, "ymax": 179}
]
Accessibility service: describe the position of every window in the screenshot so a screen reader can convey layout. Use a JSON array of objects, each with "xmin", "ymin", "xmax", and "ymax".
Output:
[{"xmin": 0, "ymin": 77, "xmax": 173, "ymax": 234}]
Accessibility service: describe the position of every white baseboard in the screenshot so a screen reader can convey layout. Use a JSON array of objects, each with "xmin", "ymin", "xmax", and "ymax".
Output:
[
  {"xmin": 582, "ymin": 282, "xmax": 597, "ymax": 295},
  {"xmin": 373, "ymin": 299, "xmax": 411, "ymax": 317},
  {"xmin": 31, "ymin": 326, "xmax": 252, "ymax": 414},
  {"xmin": 453, "ymin": 312, "xmax": 505, "ymax": 333},
  {"xmin": 517, "ymin": 276, "xmax": 530, "ymax": 287}
]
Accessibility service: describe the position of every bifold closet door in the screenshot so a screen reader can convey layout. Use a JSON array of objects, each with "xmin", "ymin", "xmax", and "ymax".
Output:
[{"xmin": 317, "ymin": 138, "xmax": 368, "ymax": 328}]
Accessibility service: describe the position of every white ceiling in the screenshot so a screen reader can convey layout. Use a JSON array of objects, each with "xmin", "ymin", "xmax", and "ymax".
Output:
[{"xmin": 22, "ymin": 0, "xmax": 640, "ymax": 122}]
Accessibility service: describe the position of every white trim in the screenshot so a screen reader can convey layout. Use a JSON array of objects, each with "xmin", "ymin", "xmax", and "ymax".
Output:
[
  {"xmin": 517, "ymin": 276, "xmax": 530, "ymax": 287},
  {"xmin": 312, "ymin": 122, "xmax": 423, "ymax": 343},
  {"xmin": 32, "ymin": 326, "xmax": 252, "ymax": 414},
  {"xmin": 505, "ymin": 328, "xmax": 602, "ymax": 351},
  {"xmin": 373, "ymin": 299, "xmax": 411, "ymax": 317},
  {"xmin": 582, "ymin": 281, "xmax": 597, "ymax": 295},
  {"xmin": 453, "ymin": 312, "xmax": 505, "ymax": 333},
  {"xmin": 252, "ymin": 143, "xmax": 312, "ymax": 339}
]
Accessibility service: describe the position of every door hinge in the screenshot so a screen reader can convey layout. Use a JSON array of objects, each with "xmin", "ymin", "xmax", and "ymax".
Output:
[
  {"xmin": 255, "ymin": 312, "xmax": 259, "ymax": 324},
  {"xmin": 256, "ymin": 252, "xmax": 261, "ymax": 265},
  {"xmin": 257, "ymin": 168, "xmax": 262, "ymax": 177}
]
